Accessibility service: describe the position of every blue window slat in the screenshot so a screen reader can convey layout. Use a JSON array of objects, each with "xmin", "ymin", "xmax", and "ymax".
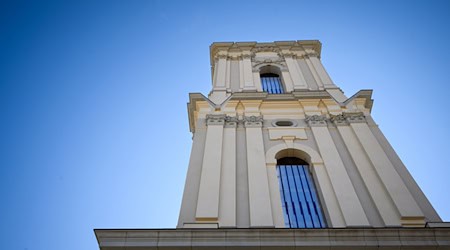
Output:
[
  {"xmin": 275, "ymin": 77, "xmax": 282, "ymax": 93},
  {"xmin": 277, "ymin": 167, "xmax": 291, "ymax": 227},
  {"xmin": 286, "ymin": 165, "xmax": 305, "ymax": 228},
  {"xmin": 293, "ymin": 165, "xmax": 313, "ymax": 228},
  {"xmin": 301, "ymin": 165, "xmax": 326, "ymax": 228},
  {"xmin": 261, "ymin": 76, "xmax": 283, "ymax": 94},
  {"xmin": 272, "ymin": 77, "xmax": 280, "ymax": 94},
  {"xmin": 297, "ymin": 165, "xmax": 318, "ymax": 228},
  {"xmin": 284, "ymin": 166, "xmax": 297, "ymax": 227},
  {"xmin": 280, "ymin": 165, "xmax": 297, "ymax": 227},
  {"xmin": 270, "ymin": 77, "xmax": 277, "ymax": 94},
  {"xmin": 268, "ymin": 77, "xmax": 274, "ymax": 94},
  {"xmin": 262, "ymin": 77, "xmax": 268, "ymax": 92},
  {"xmin": 277, "ymin": 163, "xmax": 325, "ymax": 228}
]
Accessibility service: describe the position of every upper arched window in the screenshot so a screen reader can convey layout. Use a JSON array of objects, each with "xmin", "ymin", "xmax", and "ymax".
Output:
[
  {"xmin": 259, "ymin": 65, "xmax": 284, "ymax": 94},
  {"xmin": 276, "ymin": 157, "xmax": 326, "ymax": 228},
  {"xmin": 260, "ymin": 73, "xmax": 284, "ymax": 94}
]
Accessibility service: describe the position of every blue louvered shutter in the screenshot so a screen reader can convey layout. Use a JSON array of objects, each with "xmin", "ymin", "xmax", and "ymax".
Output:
[
  {"xmin": 277, "ymin": 164, "xmax": 326, "ymax": 228},
  {"xmin": 261, "ymin": 74, "xmax": 284, "ymax": 94}
]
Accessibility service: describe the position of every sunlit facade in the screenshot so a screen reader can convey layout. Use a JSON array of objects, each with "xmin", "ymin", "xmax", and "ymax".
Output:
[{"xmin": 95, "ymin": 40, "xmax": 450, "ymax": 249}]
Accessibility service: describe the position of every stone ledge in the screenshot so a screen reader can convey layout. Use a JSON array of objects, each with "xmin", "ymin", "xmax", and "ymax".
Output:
[{"xmin": 94, "ymin": 228, "xmax": 450, "ymax": 250}]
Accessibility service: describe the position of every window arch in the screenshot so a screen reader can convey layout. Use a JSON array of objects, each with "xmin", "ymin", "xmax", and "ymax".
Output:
[
  {"xmin": 276, "ymin": 157, "xmax": 326, "ymax": 228},
  {"xmin": 259, "ymin": 65, "xmax": 284, "ymax": 94}
]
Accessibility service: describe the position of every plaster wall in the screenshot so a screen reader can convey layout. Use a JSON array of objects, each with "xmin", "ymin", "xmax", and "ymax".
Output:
[{"xmin": 178, "ymin": 98, "xmax": 440, "ymax": 229}]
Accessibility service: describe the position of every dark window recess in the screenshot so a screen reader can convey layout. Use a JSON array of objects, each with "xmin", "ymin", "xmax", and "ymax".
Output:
[
  {"xmin": 275, "ymin": 121, "xmax": 294, "ymax": 127},
  {"xmin": 276, "ymin": 157, "xmax": 326, "ymax": 228},
  {"xmin": 261, "ymin": 73, "xmax": 284, "ymax": 94}
]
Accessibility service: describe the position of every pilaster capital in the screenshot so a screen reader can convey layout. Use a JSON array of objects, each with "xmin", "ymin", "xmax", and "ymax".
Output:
[
  {"xmin": 242, "ymin": 53, "xmax": 252, "ymax": 59},
  {"xmin": 243, "ymin": 115, "xmax": 263, "ymax": 128},
  {"xmin": 330, "ymin": 112, "xmax": 366, "ymax": 126},
  {"xmin": 330, "ymin": 114, "xmax": 348, "ymax": 126},
  {"xmin": 216, "ymin": 53, "xmax": 228, "ymax": 60},
  {"xmin": 205, "ymin": 114, "xmax": 226, "ymax": 126},
  {"xmin": 305, "ymin": 115, "xmax": 328, "ymax": 127},
  {"xmin": 224, "ymin": 116, "xmax": 238, "ymax": 128},
  {"xmin": 345, "ymin": 112, "xmax": 366, "ymax": 123}
]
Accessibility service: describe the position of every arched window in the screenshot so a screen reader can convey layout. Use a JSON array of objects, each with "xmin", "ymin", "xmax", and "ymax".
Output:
[
  {"xmin": 259, "ymin": 65, "xmax": 284, "ymax": 94},
  {"xmin": 260, "ymin": 73, "xmax": 284, "ymax": 94},
  {"xmin": 276, "ymin": 157, "xmax": 326, "ymax": 228}
]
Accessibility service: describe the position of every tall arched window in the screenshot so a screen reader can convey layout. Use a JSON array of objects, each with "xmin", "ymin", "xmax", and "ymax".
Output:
[
  {"xmin": 277, "ymin": 157, "xmax": 326, "ymax": 228},
  {"xmin": 260, "ymin": 73, "xmax": 284, "ymax": 94}
]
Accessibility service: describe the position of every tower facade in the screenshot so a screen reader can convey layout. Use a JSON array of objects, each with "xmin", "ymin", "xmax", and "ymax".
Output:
[
  {"xmin": 95, "ymin": 41, "xmax": 450, "ymax": 250},
  {"xmin": 178, "ymin": 40, "xmax": 441, "ymax": 229}
]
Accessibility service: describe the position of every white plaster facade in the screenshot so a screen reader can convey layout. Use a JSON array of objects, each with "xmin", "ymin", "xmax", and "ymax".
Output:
[
  {"xmin": 178, "ymin": 40, "xmax": 441, "ymax": 229},
  {"xmin": 95, "ymin": 40, "xmax": 450, "ymax": 250}
]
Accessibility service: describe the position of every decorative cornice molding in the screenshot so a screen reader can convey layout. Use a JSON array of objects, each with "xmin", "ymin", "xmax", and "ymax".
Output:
[
  {"xmin": 251, "ymin": 45, "xmax": 281, "ymax": 54},
  {"xmin": 330, "ymin": 114, "xmax": 348, "ymax": 126},
  {"xmin": 345, "ymin": 112, "xmax": 366, "ymax": 123},
  {"xmin": 206, "ymin": 114, "xmax": 226, "ymax": 126},
  {"xmin": 330, "ymin": 112, "xmax": 366, "ymax": 126},
  {"xmin": 305, "ymin": 115, "xmax": 328, "ymax": 127},
  {"xmin": 244, "ymin": 115, "xmax": 263, "ymax": 128},
  {"xmin": 225, "ymin": 116, "xmax": 238, "ymax": 127},
  {"xmin": 252, "ymin": 57, "xmax": 287, "ymax": 72}
]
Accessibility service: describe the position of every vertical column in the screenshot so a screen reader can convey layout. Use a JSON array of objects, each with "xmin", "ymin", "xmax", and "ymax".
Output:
[
  {"xmin": 195, "ymin": 114, "xmax": 225, "ymax": 221},
  {"xmin": 308, "ymin": 55, "xmax": 336, "ymax": 89},
  {"xmin": 306, "ymin": 115, "xmax": 370, "ymax": 227},
  {"xmin": 266, "ymin": 163, "xmax": 285, "ymax": 228},
  {"xmin": 214, "ymin": 54, "xmax": 227, "ymax": 90},
  {"xmin": 242, "ymin": 53, "xmax": 256, "ymax": 90},
  {"xmin": 332, "ymin": 114, "xmax": 401, "ymax": 226},
  {"xmin": 284, "ymin": 53, "xmax": 308, "ymax": 90},
  {"xmin": 225, "ymin": 57, "xmax": 231, "ymax": 90},
  {"xmin": 310, "ymin": 162, "xmax": 346, "ymax": 227},
  {"xmin": 239, "ymin": 56, "xmax": 245, "ymax": 91},
  {"xmin": 177, "ymin": 125, "xmax": 207, "ymax": 228},
  {"xmin": 252, "ymin": 70, "xmax": 263, "ymax": 91},
  {"xmin": 304, "ymin": 56, "xmax": 324, "ymax": 90},
  {"xmin": 218, "ymin": 117, "xmax": 237, "ymax": 227},
  {"xmin": 280, "ymin": 70, "xmax": 294, "ymax": 93},
  {"xmin": 346, "ymin": 113, "xmax": 425, "ymax": 226},
  {"xmin": 245, "ymin": 115, "xmax": 274, "ymax": 227}
]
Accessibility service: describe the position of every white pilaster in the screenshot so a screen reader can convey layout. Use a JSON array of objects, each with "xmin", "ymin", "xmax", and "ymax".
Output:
[
  {"xmin": 219, "ymin": 117, "xmax": 237, "ymax": 227},
  {"xmin": 245, "ymin": 116, "xmax": 274, "ymax": 227},
  {"xmin": 307, "ymin": 115, "xmax": 370, "ymax": 227},
  {"xmin": 266, "ymin": 163, "xmax": 285, "ymax": 228},
  {"xmin": 242, "ymin": 54, "xmax": 255, "ymax": 90},
  {"xmin": 239, "ymin": 57, "xmax": 244, "ymax": 90},
  {"xmin": 281, "ymin": 71, "xmax": 294, "ymax": 92},
  {"xmin": 347, "ymin": 114, "xmax": 425, "ymax": 226},
  {"xmin": 304, "ymin": 56, "xmax": 324, "ymax": 90},
  {"xmin": 284, "ymin": 55, "xmax": 308, "ymax": 90},
  {"xmin": 225, "ymin": 57, "xmax": 231, "ymax": 90},
  {"xmin": 332, "ymin": 116, "xmax": 401, "ymax": 226},
  {"xmin": 196, "ymin": 115, "xmax": 225, "ymax": 220},
  {"xmin": 308, "ymin": 56, "xmax": 336, "ymax": 88},
  {"xmin": 214, "ymin": 55, "xmax": 227, "ymax": 90},
  {"xmin": 311, "ymin": 162, "xmax": 346, "ymax": 227}
]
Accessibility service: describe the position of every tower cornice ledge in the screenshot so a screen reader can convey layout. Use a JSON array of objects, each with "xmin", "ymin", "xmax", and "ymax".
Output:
[{"xmin": 95, "ymin": 227, "xmax": 450, "ymax": 249}]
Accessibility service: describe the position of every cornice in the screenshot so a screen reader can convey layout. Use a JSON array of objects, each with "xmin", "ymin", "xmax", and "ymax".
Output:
[
  {"xmin": 95, "ymin": 227, "xmax": 450, "ymax": 249},
  {"xmin": 209, "ymin": 40, "xmax": 323, "ymax": 68},
  {"xmin": 187, "ymin": 90, "xmax": 374, "ymax": 133}
]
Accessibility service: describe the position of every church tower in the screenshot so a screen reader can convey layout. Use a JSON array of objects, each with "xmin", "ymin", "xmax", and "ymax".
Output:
[
  {"xmin": 177, "ymin": 40, "xmax": 441, "ymax": 229},
  {"xmin": 95, "ymin": 41, "xmax": 449, "ymax": 250}
]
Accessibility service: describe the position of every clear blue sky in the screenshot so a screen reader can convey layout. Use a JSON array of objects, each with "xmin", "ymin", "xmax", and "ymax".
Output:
[{"xmin": 1, "ymin": 1, "xmax": 449, "ymax": 249}]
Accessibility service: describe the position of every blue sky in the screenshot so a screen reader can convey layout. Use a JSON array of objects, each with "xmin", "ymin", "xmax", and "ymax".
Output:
[{"xmin": 0, "ymin": 1, "xmax": 449, "ymax": 249}]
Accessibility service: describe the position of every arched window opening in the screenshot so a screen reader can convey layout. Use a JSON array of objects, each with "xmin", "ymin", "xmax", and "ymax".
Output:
[
  {"xmin": 261, "ymin": 73, "xmax": 284, "ymax": 94},
  {"xmin": 276, "ymin": 157, "xmax": 326, "ymax": 228}
]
